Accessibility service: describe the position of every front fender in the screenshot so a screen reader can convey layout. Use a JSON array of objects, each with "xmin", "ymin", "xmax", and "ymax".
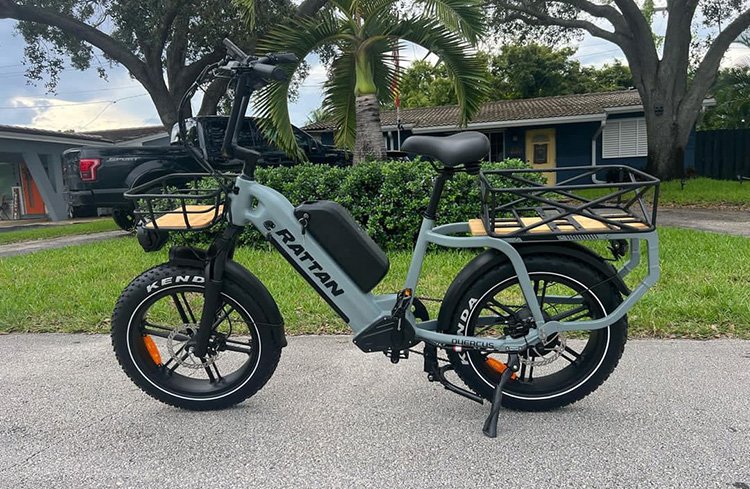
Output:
[{"xmin": 168, "ymin": 246, "xmax": 287, "ymax": 347}]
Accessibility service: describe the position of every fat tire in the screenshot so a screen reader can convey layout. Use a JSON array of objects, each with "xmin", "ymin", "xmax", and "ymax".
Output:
[
  {"xmin": 445, "ymin": 254, "xmax": 627, "ymax": 411},
  {"xmin": 111, "ymin": 264, "xmax": 282, "ymax": 410}
]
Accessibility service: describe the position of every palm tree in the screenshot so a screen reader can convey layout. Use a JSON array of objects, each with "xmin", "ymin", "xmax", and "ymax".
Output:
[{"xmin": 239, "ymin": 0, "xmax": 487, "ymax": 163}]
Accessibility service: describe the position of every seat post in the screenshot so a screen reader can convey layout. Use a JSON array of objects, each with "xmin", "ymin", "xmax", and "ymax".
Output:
[{"xmin": 424, "ymin": 168, "xmax": 453, "ymax": 220}]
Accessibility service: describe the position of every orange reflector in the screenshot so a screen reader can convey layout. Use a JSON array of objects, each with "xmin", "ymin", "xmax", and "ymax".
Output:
[
  {"xmin": 486, "ymin": 357, "xmax": 519, "ymax": 380},
  {"xmin": 143, "ymin": 335, "xmax": 163, "ymax": 366}
]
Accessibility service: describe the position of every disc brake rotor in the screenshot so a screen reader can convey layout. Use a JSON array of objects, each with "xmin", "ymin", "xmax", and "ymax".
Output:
[
  {"xmin": 167, "ymin": 326, "xmax": 220, "ymax": 370},
  {"xmin": 520, "ymin": 332, "xmax": 567, "ymax": 367}
]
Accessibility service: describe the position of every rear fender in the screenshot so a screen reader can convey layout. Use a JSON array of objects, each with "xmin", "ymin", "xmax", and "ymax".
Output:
[
  {"xmin": 168, "ymin": 246, "xmax": 287, "ymax": 347},
  {"xmin": 436, "ymin": 242, "xmax": 629, "ymax": 332}
]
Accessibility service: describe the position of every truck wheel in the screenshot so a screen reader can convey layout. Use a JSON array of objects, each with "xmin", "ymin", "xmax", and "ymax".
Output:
[{"xmin": 113, "ymin": 207, "xmax": 137, "ymax": 231}]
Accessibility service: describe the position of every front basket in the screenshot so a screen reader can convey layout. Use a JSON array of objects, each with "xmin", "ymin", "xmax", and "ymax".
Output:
[{"xmin": 124, "ymin": 173, "xmax": 231, "ymax": 231}]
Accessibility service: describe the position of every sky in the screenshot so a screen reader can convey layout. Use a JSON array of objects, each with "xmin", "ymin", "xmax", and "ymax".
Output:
[{"xmin": 0, "ymin": 13, "xmax": 748, "ymax": 133}]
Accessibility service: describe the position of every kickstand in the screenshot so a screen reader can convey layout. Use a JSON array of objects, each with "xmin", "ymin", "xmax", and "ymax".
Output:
[{"xmin": 482, "ymin": 353, "xmax": 520, "ymax": 438}]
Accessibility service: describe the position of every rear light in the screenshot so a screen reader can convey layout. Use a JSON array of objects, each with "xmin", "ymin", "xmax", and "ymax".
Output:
[{"xmin": 79, "ymin": 158, "xmax": 101, "ymax": 182}]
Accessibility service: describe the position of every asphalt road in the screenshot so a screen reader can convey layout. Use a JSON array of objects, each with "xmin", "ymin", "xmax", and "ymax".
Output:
[{"xmin": 0, "ymin": 335, "xmax": 748, "ymax": 488}]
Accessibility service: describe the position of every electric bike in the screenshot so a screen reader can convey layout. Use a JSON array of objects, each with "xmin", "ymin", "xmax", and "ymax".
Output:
[{"xmin": 111, "ymin": 39, "xmax": 660, "ymax": 437}]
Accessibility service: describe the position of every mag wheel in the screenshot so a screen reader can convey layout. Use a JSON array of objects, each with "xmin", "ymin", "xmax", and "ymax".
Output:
[
  {"xmin": 446, "ymin": 254, "xmax": 627, "ymax": 411},
  {"xmin": 112, "ymin": 265, "xmax": 282, "ymax": 410}
]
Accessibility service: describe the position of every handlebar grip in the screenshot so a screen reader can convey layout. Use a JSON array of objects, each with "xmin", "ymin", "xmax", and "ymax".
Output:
[
  {"xmin": 223, "ymin": 38, "xmax": 248, "ymax": 61},
  {"xmin": 272, "ymin": 53, "xmax": 299, "ymax": 64},
  {"xmin": 253, "ymin": 62, "xmax": 286, "ymax": 81}
]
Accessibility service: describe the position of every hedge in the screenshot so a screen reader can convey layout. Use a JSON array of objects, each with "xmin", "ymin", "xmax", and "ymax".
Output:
[{"xmin": 180, "ymin": 158, "xmax": 535, "ymax": 250}]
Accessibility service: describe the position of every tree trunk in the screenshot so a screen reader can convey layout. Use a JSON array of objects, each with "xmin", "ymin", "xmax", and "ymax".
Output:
[
  {"xmin": 354, "ymin": 94, "xmax": 386, "ymax": 164},
  {"xmin": 646, "ymin": 133, "xmax": 686, "ymax": 181},
  {"xmin": 198, "ymin": 78, "xmax": 230, "ymax": 115},
  {"xmin": 642, "ymin": 93, "xmax": 695, "ymax": 181}
]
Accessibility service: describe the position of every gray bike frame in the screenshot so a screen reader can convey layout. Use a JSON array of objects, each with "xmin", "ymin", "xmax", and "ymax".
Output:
[{"xmin": 230, "ymin": 175, "xmax": 659, "ymax": 353}]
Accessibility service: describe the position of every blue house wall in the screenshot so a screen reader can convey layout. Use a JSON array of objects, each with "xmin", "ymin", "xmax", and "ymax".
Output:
[{"xmin": 309, "ymin": 110, "xmax": 701, "ymax": 180}]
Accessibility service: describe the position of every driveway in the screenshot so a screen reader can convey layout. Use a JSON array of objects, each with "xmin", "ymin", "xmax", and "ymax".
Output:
[
  {"xmin": 0, "ymin": 335, "xmax": 748, "ymax": 488},
  {"xmin": 0, "ymin": 230, "xmax": 128, "ymax": 258},
  {"xmin": 660, "ymin": 207, "xmax": 750, "ymax": 236}
]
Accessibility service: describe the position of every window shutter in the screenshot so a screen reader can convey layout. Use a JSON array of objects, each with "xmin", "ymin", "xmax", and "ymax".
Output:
[
  {"xmin": 602, "ymin": 124, "xmax": 620, "ymax": 158},
  {"xmin": 602, "ymin": 118, "xmax": 649, "ymax": 159}
]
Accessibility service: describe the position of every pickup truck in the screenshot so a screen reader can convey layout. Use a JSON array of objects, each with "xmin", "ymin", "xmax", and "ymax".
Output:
[{"xmin": 63, "ymin": 116, "xmax": 351, "ymax": 230}]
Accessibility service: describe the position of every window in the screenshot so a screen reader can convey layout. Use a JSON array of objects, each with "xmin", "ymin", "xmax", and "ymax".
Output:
[{"xmin": 602, "ymin": 118, "xmax": 647, "ymax": 158}]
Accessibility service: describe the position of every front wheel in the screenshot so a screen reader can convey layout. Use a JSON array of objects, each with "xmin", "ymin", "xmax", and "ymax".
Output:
[
  {"xmin": 111, "ymin": 264, "xmax": 282, "ymax": 410},
  {"xmin": 445, "ymin": 253, "xmax": 627, "ymax": 411}
]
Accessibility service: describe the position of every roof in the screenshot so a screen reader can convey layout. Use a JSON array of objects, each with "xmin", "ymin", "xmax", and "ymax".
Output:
[
  {"xmin": 82, "ymin": 125, "xmax": 168, "ymax": 143},
  {"xmin": 0, "ymin": 124, "xmax": 111, "ymax": 143},
  {"xmin": 303, "ymin": 90, "xmax": 644, "ymax": 132}
]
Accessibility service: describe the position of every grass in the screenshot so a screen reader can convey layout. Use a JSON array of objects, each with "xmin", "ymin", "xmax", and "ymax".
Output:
[
  {"xmin": 1, "ymin": 226, "xmax": 749, "ymax": 339},
  {"xmin": 0, "ymin": 219, "xmax": 120, "ymax": 245},
  {"xmin": 659, "ymin": 177, "xmax": 750, "ymax": 208}
]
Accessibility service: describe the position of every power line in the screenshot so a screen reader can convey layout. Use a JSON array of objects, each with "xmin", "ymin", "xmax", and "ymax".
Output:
[
  {"xmin": 0, "ymin": 93, "xmax": 148, "ymax": 110},
  {"xmin": 79, "ymin": 102, "xmax": 114, "ymax": 129}
]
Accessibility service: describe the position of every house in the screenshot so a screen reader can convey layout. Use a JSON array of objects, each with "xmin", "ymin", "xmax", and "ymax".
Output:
[
  {"xmin": 0, "ymin": 125, "xmax": 168, "ymax": 222},
  {"xmin": 303, "ymin": 90, "xmax": 707, "ymax": 184}
]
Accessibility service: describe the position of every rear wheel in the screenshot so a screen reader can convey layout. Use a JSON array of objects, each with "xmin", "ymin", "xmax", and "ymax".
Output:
[
  {"xmin": 445, "ymin": 254, "xmax": 627, "ymax": 411},
  {"xmin": 111, "ymin": 264, "xmax": 282, "ymax": 410}
]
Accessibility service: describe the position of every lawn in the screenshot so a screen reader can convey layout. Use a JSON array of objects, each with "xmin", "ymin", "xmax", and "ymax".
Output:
[
  {"xmin": 660, "ymin": 177, "xmax": 750, "ymax": 208},
  {"xmin": 1, "ymin": 226, "xmax": 748, "ymax": 338},
  {"xmin": 0, "ymin": 219, "xmax": 120, "ymax": 245}
]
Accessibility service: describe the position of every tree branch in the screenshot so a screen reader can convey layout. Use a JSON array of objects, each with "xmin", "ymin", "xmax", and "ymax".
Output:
[
  {"xmin": 0, "ymin": 0, "xmax": 150, "ymax": 82},
  {"xmin": 496, "ymin": 1, "xmax": 624, "ymax": 45},
  {"xmin": 682, "ymin": 8, "xmax": 750, "ymax": 122},
  {"xmin": 297, "ymin": 0, "xmax": 329, "ymax": 17},
  {"xmin": 563, "ymin": 0, "xmax": 628, "ymax": 32},
  {"xmin": 156, "ymin": 0, "xmax": 184, "ymax": 56},
  {"xmin": 198, "ymin": 78, "xmax": 229, "ymax": 115},
  {"xmin": 612, "ymin": 0, "xmax": 659, "ymax": 63},
  {"xmin": 166, "ymin": 12, "xmax": 190, "ymax": 89}
]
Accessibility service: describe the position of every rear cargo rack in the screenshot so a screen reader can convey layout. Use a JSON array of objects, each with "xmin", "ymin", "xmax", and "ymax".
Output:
[{"xmin": 476, "ymin": 165, "xmax": 659, "ymax": 240}]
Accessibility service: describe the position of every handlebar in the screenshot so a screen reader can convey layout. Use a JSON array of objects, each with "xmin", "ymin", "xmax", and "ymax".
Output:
[
  {"xmin": 223, "ymin": 38, "xmax": 249, "ymax": 61},
  {"xmin": 220, "ymin": 38, "xmax": 298, "ymax": 82},
  {"xmin": 176, "ymin": 39, "xmax": 301, "ymax": 180}
]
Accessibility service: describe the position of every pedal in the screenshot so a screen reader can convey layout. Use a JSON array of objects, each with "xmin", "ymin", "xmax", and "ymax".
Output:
[
  {"xmin": 384, "ymin": 348, "xmax": 409, "ymax": 364},
  {"xmin": 482, "ymin": 353, "xmax": 520, "ymax": 438}
]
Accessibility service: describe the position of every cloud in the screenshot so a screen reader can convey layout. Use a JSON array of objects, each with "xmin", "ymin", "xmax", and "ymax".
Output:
[
  {"xmin": 722, "ymin": 43, "xmax": 750, "ymax": 68},
  {"xmin": 11, "ymin": 95, "xmax": 152, "ymax": 131}
]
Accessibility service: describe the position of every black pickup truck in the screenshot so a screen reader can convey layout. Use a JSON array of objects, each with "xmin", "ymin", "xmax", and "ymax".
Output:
[{"xmin": 63, "ymin": 116, "xmax": 350, "ymax": 229}]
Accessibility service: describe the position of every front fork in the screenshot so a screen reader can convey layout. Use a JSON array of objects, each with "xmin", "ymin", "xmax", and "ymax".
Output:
[{"xmin": 190, "ymin": 225, "xmax": 243, "ymax": 358}]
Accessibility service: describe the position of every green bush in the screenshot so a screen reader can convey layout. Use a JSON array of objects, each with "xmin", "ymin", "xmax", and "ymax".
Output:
[{"xmin": 178, "ymin": 158, "xmax": 533, "ymax": 250}]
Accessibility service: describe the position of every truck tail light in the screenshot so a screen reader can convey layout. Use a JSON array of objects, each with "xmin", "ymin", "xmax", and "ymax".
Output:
[{"xmin": 79, "ymin": 158, "xmax": 101, "ymax": 182}]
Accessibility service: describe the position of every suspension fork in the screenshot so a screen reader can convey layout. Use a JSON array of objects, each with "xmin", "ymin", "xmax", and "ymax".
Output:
[{"xmin": 190, "ymin": 225, "xmax": 243, "ymax": 358}]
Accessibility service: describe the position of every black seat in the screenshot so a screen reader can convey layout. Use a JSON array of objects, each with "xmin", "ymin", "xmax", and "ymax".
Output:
[{"xmin": 401, "ymin": 131, "xmax": 490, "ymax": 167}]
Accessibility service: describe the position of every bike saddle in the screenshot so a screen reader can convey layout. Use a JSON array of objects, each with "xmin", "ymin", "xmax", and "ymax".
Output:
[{"xmin": 401, "ymin": 131, "xmax": 490, "ymax": 167}]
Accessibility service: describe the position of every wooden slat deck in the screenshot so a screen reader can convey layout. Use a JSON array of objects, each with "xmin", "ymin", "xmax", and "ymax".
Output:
[
  {"xmin": 469, "ymin": 214, "xmax": 648, "ymax": 236},
  {"xmin": 145, "ymin": 205, "xmax": 223, "ymax": 230}
]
